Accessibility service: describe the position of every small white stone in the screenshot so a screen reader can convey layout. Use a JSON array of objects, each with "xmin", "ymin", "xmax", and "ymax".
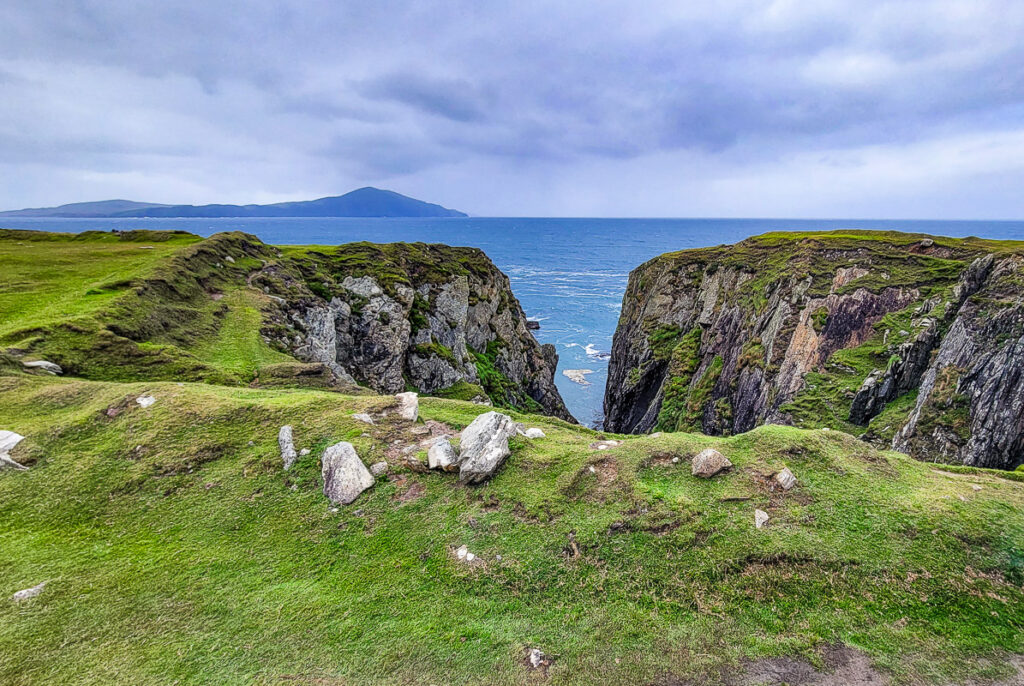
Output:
[
  {"xmin": 775, "ymin": 467, "xmax": 797, "ymax": 491},
  {"xmin": 597, "ymin": 445, "xmax": 608, "ymax": 451},
  {"xmin": 672, "ymin": 457, "xmax": 680, "ymax": 463},
  {"xmin": 588, "ymin": 465, "xmax": 597, "ymax": 473},
  {"xmin": 352, "ymin": 413, "xmax": 375, "ymax": 425},
  {"xmin": 370, "ymin": 461, "xmax": 388, "ymax": 476},
  {"xmin": 136, "ymin": 395, "xmax": 157, "ymax": 408},
  {"xmin": 299, "ymin": 448, "xmax": 310, "ymax": 456},
  {"xmin": 12, "ymin": 582, "xmax": 46, "ymax": 601},
  {"xmin": 971, "ymin": 485, "xmax": 982, "ymax": 491},
  {"xmin": 523, "ymin": 428, "xmax": 546, "ymax": 439},
  {"xmin": 224, "ymin": 255, "xmax": 235, "ymax": 263},
  {"xmin": 456, "ymin": 545, "xmax": 468, "ymax": 560},
  {"xmin": 465, "ymin": 552, "xmax": 476, "ymax": 563},
  {"xmin": 528, "ymin": 648, "xmax": 545, "ymax": 668},
  {"xmin": 755, "ymin": 509, "xmax": 770, "ymax": 529}
]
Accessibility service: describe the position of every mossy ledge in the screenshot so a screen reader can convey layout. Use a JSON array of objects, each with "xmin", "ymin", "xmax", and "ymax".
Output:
[
  {"xmin": 604, "ymin": 230, "xmax": 1024, "ymax": 470},
  {"xmin": 0, "ymin": 229, "xmax": 571, "ymax": 420}
]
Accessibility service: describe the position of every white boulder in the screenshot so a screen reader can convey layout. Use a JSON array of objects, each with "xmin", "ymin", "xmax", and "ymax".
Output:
[
  {"xmin": 321, "ymin": 441, "xmax": 374, "ymax": 505},
  {"xmin": 522, "ymin": 428, "xmax": 546, "ymax": 439},
  {"xmin": 395, "ymin": 392, "xmax": 419, "ymax": 421},
  {"xmin": 278, "ymin": 425, "xmax": 297, "ymax": 470},
  {"xmin": 775, "ymin": 467, "xmax": 797, "ymax": 491},
  {"xmin": 755, "ymin": 509, "xmax": 770, "ymax": 529},
  {"xmin": 22, "ymin": 360, "xmax": 62, "ymax": 375},
  {"xmin": 0, "ymin": 430, "xmax": 27, "ymax": 471},
  {"xmin": 691, "ymin": 448, "xmax": 732, "ymax": 478},
  {"xmin": 458, "ymin": 411, "xmax": 519, "ymax": 484},
  {"xmin": 11, "ymin": 582, "xmax": 45, "ymax": 602},
  {"xmin": 428, "ymin": 437, "xmax": 459, "ymax": 471}
]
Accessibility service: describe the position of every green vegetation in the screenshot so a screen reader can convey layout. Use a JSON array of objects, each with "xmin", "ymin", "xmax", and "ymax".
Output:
[
  {"xmin": 654, "ymin": 327, "xmax": 708, "ymax": 432},
  {"xmin": 1, "ymin": 373, "xmax": 1022, "ymax": 684}
]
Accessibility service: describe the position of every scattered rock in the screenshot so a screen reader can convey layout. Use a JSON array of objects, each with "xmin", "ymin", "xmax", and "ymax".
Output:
[
  {"xmin": 352, "ymin": 413, "xmax": 375, "ymax": 425},
  {"xmin": 11, "ymin": 582, "xmax": 45, "ymax": 602},
  {"xmin": 528, "ymin": 648, "xmax": 546, "ymax": 669},
  {"xmin": 455, "ymin": 544, "xmax": 478, "ymax": 563},
  {"xmin": 972, "ymin": 484, "xmax": 982, "ymax": 491},
  {"xmin": 278, "ymin": 425, "xmax": 297, "ymax": 470},
  {"xmin": 0, "ymin": 430, "xmax": 28, "ymax": 471},
  {"xmin": 321, "ymin": 441, "xmax": 375, "ymax": 505},
  {"xmin": 136, "ymin": 395, "xmax": 157, "ymax": 409},
  {"xmin": 691, "ymin": 448, "xmax": 733, "ymax": 478},
  {"xmin": 522, "ymin": 427, "xmax": 546, "ymax": 439},
  {"xmin": 403, "ymin": 453, "xmax": 430, "ymax": 473},
  {"xmin": 395, "ymin": 392, "xmax": 419, "ymax": 421},
  {"xmin": 775, "ymin": 467, "xmax": 798, "ymax": 491},
  {"xmin": 299, "ymin": 448, "xmax": 310, "ymax": 457},
  {"xmin": 224, "ymin": 255, "xmax": 235, "ymax": 263},
  {"xmin": 458, "ymin": 411, "xmax": 520, "ymax": 484},
  {"xmin": 427, "ymin": 437, "xmax": 459, "ymax": 471},
  {"xmin": 370, "ymin": 461, "xmax": 388, "ymax": 476},
  {"xmin": 755, "ymin": 509, "xmax": 770, "ymax": 529},
  {"xmin": 589, "ymin": 439, "xmax": 622, "ymax": 451},
  {"xmin": 671, "ymin": 457, "xmax": 680, "ymax": 464},
  {"xmin": 22, "ymin": 360, "xmax": 62, "ymax": 375}
]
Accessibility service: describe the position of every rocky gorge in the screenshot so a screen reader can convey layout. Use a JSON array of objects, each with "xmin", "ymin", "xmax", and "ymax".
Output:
[{"xmin": 603, "ymin": 230, "xmax": 1024, "ymax": 471}]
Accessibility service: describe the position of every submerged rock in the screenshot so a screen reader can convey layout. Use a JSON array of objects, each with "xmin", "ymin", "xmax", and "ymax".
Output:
[
  {"xmin": 278, "ymin": 425, "xmax": 297, "ymax": 470},
  {"xmin": 691, "ymin": 448, "xmax": 732, "ymax": 478},
  {"xmin": 458, "ymin": 411, "xmax": 519, "ymax": 484},
  {"xmin": 321, "ymin": 441, "xmax": 374, "ymax": 505}
]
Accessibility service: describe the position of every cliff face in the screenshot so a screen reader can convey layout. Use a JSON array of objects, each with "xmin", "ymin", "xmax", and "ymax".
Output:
[
  {"xmin": 255, "ymin": 241, "xmax": 573, "ymax": 421},
  {"xmin": 604, "ymin": 231, "xmax": 1024, "ymax": 470}
]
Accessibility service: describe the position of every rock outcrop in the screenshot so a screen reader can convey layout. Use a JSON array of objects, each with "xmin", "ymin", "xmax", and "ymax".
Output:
[
  {"xmin": 604, "ymin": 231, "xmax": 1024, "ymax": 470},
  {"xmin": 258, "ymin": 242, "xmax": 572, "ymax": 421}
]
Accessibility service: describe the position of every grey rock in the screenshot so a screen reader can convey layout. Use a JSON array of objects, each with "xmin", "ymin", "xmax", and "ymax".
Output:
[
  {"xmin": 278, "ymin": 425, "xmax": 297, "ymax": 470},
  {"xmin": 352, "ymin": 413, "xmax": 375, "ymax": 425},
  {"xmin": 0, "ymin": 430, "xmax": 27, "ymax": 471},
  {"xmin": 395, "ymin": 392, "xmax": 419, "ymax": 421},
  {"xmin": 22, "ymin": 360, "xmax": 62, "ymax": 375},
  {"xmin": 775, "ymin": 467, "xmax": 797, "ymax": 491},
  {"xmin": 427, "ymin": 437, "xmax": 459, "ymax": 471},
  {"xmin": 691, "ymin": 448, "xmax": 732, "ymax": 478},
  {"xmin": 458, "ymin": 411, "xmax": 519, "ymax": 484},
  {"xmin": 370, "ymin": 461, "xmax": 388, "ymax": 476},
  {"xmin": 522, "ymin": 427, "xmax": 546, "ymax": 439},
  {"xmin": 754, "ymin": 509, "xmax": 770, "ymax": 529},
  {"xmin": 321, "ymin": 441, "xmax": 374, "ymax": 505},
  {"xmin": 299, "ymin": 448, "xmax": 310, "ymax": 457},
  {"xmin": 11, "ymin": 582, "xmax": 46, "ymax": 602}
]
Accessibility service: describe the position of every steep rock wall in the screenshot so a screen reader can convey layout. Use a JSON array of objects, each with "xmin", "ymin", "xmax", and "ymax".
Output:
[{"xmin": 604, "ymin": 230, "xmax": 1024, "ymax": 469}]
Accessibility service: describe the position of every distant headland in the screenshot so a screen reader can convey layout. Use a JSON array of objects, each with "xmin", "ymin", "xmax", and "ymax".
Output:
[{"xmin": 0, "ymin": 187, "xmax": 467, "ymax": 218}]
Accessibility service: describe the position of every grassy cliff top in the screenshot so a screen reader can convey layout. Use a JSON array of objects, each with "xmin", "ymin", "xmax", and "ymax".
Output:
[{"xmin": 1, "ymin": 371, "xmax": 1022, "ymax": 684}]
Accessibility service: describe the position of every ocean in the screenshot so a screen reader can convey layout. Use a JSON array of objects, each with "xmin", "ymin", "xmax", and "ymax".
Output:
[{"xmin": 6, "ymin": 216, "xmax": 1024, "ymax": 426}]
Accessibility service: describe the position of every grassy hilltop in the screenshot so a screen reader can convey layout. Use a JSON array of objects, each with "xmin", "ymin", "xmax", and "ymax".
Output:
[{"xmin": 1, "ymin": 229, "xmax": 1023, "ymax": 685}]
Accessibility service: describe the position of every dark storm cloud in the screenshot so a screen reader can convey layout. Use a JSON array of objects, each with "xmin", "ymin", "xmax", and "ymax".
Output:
[{"xmin": 0, "ymin": 1, "xmax": 1022, "ymax": 216}]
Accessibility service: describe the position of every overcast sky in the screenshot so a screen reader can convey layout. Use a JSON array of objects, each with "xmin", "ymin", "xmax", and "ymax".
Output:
[{"xmin": 1, "ymin": 1, "xmax": 1022, "ymax": 218}]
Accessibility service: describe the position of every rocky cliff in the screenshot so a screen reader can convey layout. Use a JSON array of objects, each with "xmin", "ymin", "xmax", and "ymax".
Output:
[
  {"xmin": 604, "ymin": 230, "xmax": 1024, "ymax": 470},
  {"xmin": 256, "ymin": 241, "xmax": 573, "ymax": 420}
]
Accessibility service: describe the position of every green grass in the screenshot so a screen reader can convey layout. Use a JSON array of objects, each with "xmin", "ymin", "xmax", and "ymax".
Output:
[
  {"xmin": 189, "ymin": 290, "xmax": 293, "ymax": 378},
  {"xmin": 1, "ymin": 373, "xmax": 1022, "ymax": 684}
]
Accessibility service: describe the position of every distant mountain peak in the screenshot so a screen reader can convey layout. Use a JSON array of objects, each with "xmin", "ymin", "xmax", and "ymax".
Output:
[{"xmin": 0, "ymin": 188, "xmax": 466, "ymax": 218}]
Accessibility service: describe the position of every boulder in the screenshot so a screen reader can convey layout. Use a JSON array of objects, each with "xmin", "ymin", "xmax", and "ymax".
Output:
[
  {"xmin": 352, "ymin": 413, "xmax": 375, "ymax": 425},
  {"xmin": 278, "ymin": 425, "xmax": 297, "ymax": 469},
  {"xmin": 427, "ymin": 437, "xmax": 459, "ymax": 471},
  {"xmin": 395, "ymin": 392, "xmax": 419, "ymax": 421},
  {"xmin": 691, "ymin": 448, "xmax": 732, "ymax": 478},
  {"xmin": 458, "ymin": 411, "xmax": 519, "ymax": 484},
  {"xmin": 0, "ymin": 430, "xmax": 27, "ymax": 471},
  {"xmin": 754, "ymin": 509, "xmax": 770, "ymax": 529},
  {"xmin": 775, "ymin": 467, "xmax": 797, "ymax": 491},
  {"xmin": 11, "ymin": 582, "xmax": 46, "ymax": 602},
  {"xmin": 321, "ymin": 441, "xmax": 374, "ymax": 505},
  {"xmin": 522, "ymin": 428, "xmax": 546, "ymax": 439},
  {"xmin": 22, "ymin": 360, "xmax": 62, "ymax": 375}
]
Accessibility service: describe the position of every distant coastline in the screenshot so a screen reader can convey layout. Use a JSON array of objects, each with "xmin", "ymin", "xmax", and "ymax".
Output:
[{"xmin": 0, "ymin": 186, "xmax": 466, "ymax": 219}]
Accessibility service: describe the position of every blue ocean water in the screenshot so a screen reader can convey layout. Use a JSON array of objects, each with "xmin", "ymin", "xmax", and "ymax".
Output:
[{"xmin": 6, "ymin": 216, "xmax": 1024, "ymax": 425}]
